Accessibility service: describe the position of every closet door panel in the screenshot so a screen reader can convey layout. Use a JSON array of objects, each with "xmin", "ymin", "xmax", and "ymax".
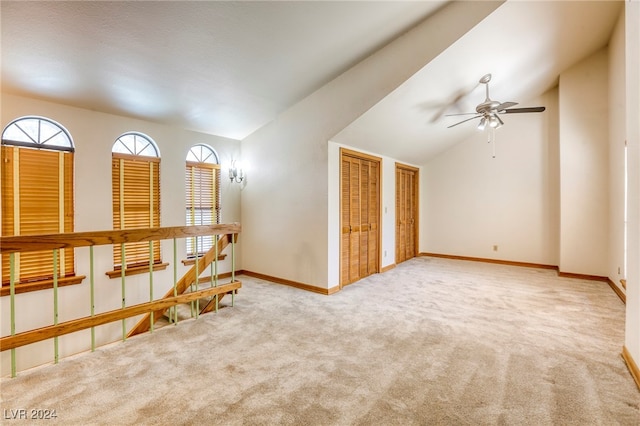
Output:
[
  {"xmin": 396, "ymin": 164, "xmax": 419, "ymax": 264},
  {"xmin": 367, "ymin": 162, "xmax": 379, "ymax": 274},
  {"xmin": 340, "ymin": 150, "xmax": 381, "ymax": 286},
  {"xmin": 349, "ymin": 158, "xmax": 361, "ymax": 283},
  {"xmin": 341, "ymin": 157, "xmax": 352, "ymax": 285}
]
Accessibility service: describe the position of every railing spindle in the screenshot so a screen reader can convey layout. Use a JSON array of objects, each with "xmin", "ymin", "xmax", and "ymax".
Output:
[
  {"xmin": 149, "ymin": 241, "xmax": 154, "ymax": 333},
  {"xmin": 190, "ymin": 242, "xmax": 196, "ymax": 318},
  {"xmin": 194, "ymin": 236, "xmax": 199, "ymax": 319},
  {"xmin": 10, "ymin": 253, "xmax": 17, "ymax": 377},
  {"xmin": 121, "ymin": 243, "xmax": 126, "ymax": 341},
  {"xmin": 231, "ymin": 234, "xmax": 236, "ymax": 307},
  {"xmin": 173, "ymin": 238, "xmax": 178, "ymax": 325},
  {"xmin": 90, "ymin": 246, "xmax": 95, "ymax": 351},
  {"xmin": 53, "ymin": 249, "xmax": 59, "ymax": 363},
  {"xmin": 214, "ymin": 234, "xmax": 219, "ymax": 312}
]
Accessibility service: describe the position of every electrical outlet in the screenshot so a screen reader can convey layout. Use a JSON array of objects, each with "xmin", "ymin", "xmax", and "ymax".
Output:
[
  {"xmin": 384, "ymin": 250, "xmax": 387, "ymax": 258},
  {"xmin": 492, "ymin": 245, "xmax": 498, "ymax": 252}
]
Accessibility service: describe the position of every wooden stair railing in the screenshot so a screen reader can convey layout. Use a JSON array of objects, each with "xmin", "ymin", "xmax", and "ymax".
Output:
[
  {"xmin": 127, "ymin": 233, "xmax": 237, "ymax": 337},
  {"xmin": 0, "ymin": 223, "xmax": 241, "ymax": 357},
  {"xmin": 0, "ymin": 282, "xmax": 241, "ymax": 352}
]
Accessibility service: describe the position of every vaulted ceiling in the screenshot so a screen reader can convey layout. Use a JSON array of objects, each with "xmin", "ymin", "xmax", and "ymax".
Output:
[{"xmin": 1, "ymin": 1, "xmax": 623, "ymax": 164}]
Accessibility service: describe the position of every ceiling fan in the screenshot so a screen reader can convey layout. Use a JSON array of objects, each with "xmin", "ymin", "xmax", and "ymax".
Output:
[
  {"xmin": 418, "ymin": 81, "xmax": 481, "ymax": 123},
  {"xmin": 445, "ymin": 73, "xmax": 546, "ymax": 157}
]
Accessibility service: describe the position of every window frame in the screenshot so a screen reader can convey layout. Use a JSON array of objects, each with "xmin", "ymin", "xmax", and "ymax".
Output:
[
  {"xmin": 185, "ymin": 144, "xmax": 221, "ymax": 259},
  {"xmin": 109, "ymin": 132, "xmax": 164, "ymax": 277}
]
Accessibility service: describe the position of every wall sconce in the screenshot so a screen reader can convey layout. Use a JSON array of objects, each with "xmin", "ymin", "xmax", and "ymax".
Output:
[{"xmin": 229, "ymin": 161, "xmax": 244, "ymax": 183}]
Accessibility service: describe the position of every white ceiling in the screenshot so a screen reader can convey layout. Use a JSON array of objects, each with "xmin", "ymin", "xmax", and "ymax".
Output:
[
  {"xmin": 1, "ymin": 1, "xmax": 623, "ymax": 163},
  {"xmin": 333, "ymin": 0, "xmax": 623, "ymax": 164},
  {"xmin": 0, "ymin": 0, "xmax": 445, "ymax": 140}
]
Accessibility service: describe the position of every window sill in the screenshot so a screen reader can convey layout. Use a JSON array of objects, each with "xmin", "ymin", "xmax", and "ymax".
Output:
[
  {"xmin": 105, "ymin": 262, "xmax": 169, "ymax": 279},
  {"xmin": 1, "ymin": 275, "xmax": 86, "ymax": 296},
  {"xmin": 181, "ymin": 254, "xmax": 227, "ymax": 266}
]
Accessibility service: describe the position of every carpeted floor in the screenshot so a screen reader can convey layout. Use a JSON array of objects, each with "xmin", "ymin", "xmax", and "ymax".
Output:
[{"xmin": 1, "ymin": 256, "xmax": 639, "ymax": 425}]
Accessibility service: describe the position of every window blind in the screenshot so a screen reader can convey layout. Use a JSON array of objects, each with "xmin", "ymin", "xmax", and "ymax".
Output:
[
  {"xmin": 112, "ymin": 153, "xmax": 161, "ymax": 269},
  {"xmin": 185, "ymin": 161, "xmax": 220, "ymax": 256},
  {"xmin": 1, "ymin": 146, "xmax": 75, "ymax": 285}
]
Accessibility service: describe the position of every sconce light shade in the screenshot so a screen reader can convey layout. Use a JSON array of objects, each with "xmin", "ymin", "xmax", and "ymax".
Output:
[{"xmin": 229, "ymin": 161, "xmax": 244, "ymax": 184}]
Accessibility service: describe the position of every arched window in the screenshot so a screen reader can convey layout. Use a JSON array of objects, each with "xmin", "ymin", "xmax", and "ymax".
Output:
[
  {"xmin": 1, "ymin": 116, "xmax": 79, "ymax": 290},
  {"xmin": 110, "ymin": 132, "xmax": 163, "ymax": 274},
  {"xmin": 112, "ymin": 132, "xmax": 159, "ymax": 157},
  {"xmin": 185, "ymin": 144, "xmax": 221, "ymax": 257},
  {"xmin": 2, "ymin": 116, "xmax": 74, "ymax": 151}
]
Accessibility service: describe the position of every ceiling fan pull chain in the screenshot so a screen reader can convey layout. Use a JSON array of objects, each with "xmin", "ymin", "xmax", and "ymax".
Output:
[{"xmin": 491, "ymin": 128, "xmax": 496, "ymax": 158}]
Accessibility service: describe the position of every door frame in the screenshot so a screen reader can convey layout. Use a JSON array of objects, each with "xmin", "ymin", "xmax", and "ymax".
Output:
[
  {"xmin": 339, "ymin": 148, "xmax": 382, "ymax": 289},
  {"xmin": 395, "ymin": 162, "xmax": 420, "ymax": 264}
]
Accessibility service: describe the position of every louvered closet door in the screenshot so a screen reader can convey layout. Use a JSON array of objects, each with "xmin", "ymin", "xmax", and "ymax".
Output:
[
  {"xmin": 340, "ymin": 150, "xmax": 380, "ymax": 286},
  {"xmin": 396, "ymin": 164, "xmax": 419, "ymax": 264},
  {"xmin": 365, "ymin": 161, "xmax": 379, "ymax": 274}
]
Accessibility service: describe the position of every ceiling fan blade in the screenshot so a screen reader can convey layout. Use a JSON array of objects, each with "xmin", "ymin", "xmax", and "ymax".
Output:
[
  {"xmin": 444, "ymin": 112, "xmax": 479, "ymax": 117},
  {"xmin": 447, "ymin": 115, "xmax": 482, "ymax": 128},
  {"xmin": 496, "ymin": 101, "xmax": 518, "ymax": 111},
  {"xmin": 428, "ymin": 81, "xmax": 482, "ymax": 122},
  {"xmin": 501, "ymin": 106, "xmax": 546, "ymax": 114}
]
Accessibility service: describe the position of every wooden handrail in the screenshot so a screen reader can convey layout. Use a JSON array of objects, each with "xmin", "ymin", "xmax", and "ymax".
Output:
[
  {"xmin": 0, "ymin": 223, "xmax": 241, "ymax": 253},
  {"xmin": 0, "ymin": 281, "xmax": 241, "ymax": 352}
]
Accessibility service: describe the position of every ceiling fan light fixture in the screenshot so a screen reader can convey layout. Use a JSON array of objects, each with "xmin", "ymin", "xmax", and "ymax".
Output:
[
  {"xmin": 477, "ymin": 117, "xmax": 487, "ymax": 130},
  {"xmin": 489, "ymin": 115, "xmax": 500, "ymax": 128}
]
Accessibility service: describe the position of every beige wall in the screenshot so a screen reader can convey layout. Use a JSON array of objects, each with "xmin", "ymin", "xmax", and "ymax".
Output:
[
  {"xmin": 624, "ymin": 0, "xmax": 640, "ymax": 378},
  {"xmin": 240, "ymin": 1, "xmax": 502, "ymax": 290},
  {"xmin": 0, "ymin": 94, "xmax": 242, "ymax": 374},
  {"xmin": 421, "ymin": 90, "xmax": 560, "ymax": 266},
  {"xmin": 608, "ymin": 11, "xmax": 627, "ymax": 295},
  {"xmin": 559, "ymin": 49, "xmax": 610, "ymax": 276}
]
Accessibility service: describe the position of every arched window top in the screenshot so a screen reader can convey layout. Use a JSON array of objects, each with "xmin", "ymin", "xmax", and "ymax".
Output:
[
  {"xmin": 112, "ymin": 132, "xmax": 159, "ymax": 157},
  {"xmin": 186, "ymin": 144, "xmax": 219, "ymax": 164},
  {"xmin": 1, "ymin": 116, "xmax": 74, "ymax": 152}
]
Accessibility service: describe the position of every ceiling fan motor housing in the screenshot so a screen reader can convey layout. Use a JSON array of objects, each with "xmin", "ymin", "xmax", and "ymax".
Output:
[{"xmin": 476, "ymin": 100, "xmax": 501, "ymax": 114}]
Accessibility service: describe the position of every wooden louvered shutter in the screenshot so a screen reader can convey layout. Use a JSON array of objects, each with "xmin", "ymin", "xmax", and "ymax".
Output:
[
  {"xmin": 112, "ymin": 153, "xmax": 161, "ymax": 269},
  {"xmin": 1, "ymin": 146, "xmax": 75, "ymax": 285},
  {"xmin": 395, "ymin": 164, "xmax": 418, "ymax": 264},
  {"xmin": 340, "ymin": 150, "xmax": 380, "ymax": 286},
  {"xmin": 367, "ymin": 161, "xmax": 379, "ymax": 274},
  {"xmin": 185, "ymin": 162, "xmax": 220, "ymax": 256}
]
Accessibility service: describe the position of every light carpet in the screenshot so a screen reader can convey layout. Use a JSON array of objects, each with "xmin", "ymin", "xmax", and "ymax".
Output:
[{"xmin": 1, "ymin": 256, "xmax": 639, "ymax": 425}]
